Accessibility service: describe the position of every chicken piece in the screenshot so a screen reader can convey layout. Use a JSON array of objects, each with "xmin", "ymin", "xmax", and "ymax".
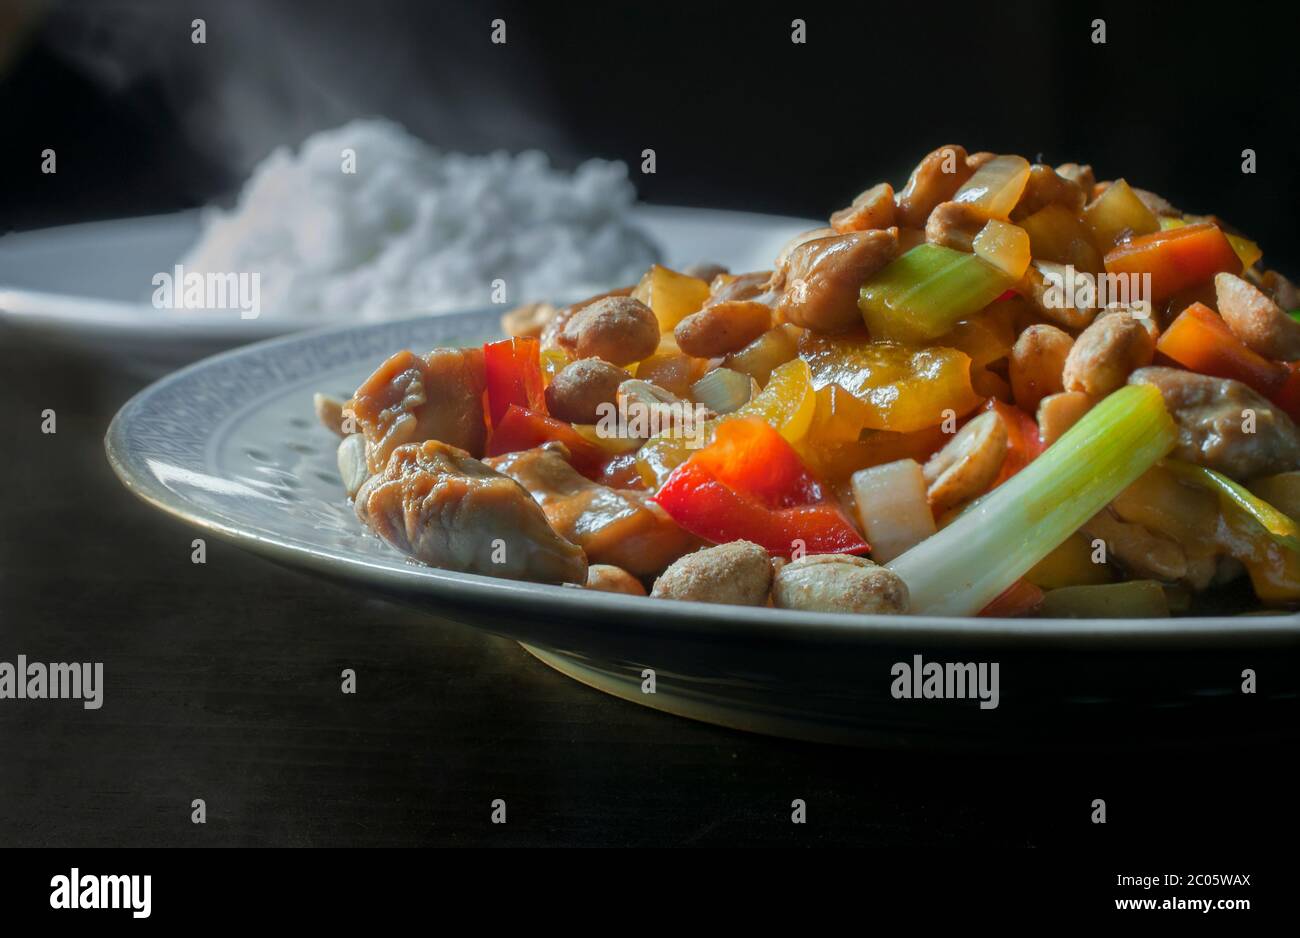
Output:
[
  {"xmin": 348, "ymin": 348, "xmax": 487, "ymax": 473},
  {"xmin": 1214, "ymin": 272, "xmax": 1300, "ymax": 361},
  {"xmin": 1128, "ymin": 367, "xmax": 1300, "ymax": 479},
  {"xmin": 775, "ymin": 229, "xmax": 898, "ymax": 333},
  {"xmin": 1081, "ymin": 508, "xmax": 1188, "ymax": 582},
  {"xmin": 895, "ymin": 144, "xmax": 975, "ymax": 228},
  {"xmin": 485, "ymin": 443, "xmax": 698, "ymax": 577},
  {"xmin": 1012, "ymin": 164, "xmax": 1087, "ymax": 220},
  {"xmin": 830, "ymin": 182, "xmax": 896, "ymax": 233},
  {"xmin": 707, "ymin": 270, "xmax": 778, "ymax": 305},
  {"xmin": 354, "ymin": 440, "xmax": 587, "ymax": 585}
]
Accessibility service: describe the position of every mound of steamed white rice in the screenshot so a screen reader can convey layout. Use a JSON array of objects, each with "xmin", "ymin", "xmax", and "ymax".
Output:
[{"xmin": 182, "ymin": 119, "xmax": 659, "ymax": 319}]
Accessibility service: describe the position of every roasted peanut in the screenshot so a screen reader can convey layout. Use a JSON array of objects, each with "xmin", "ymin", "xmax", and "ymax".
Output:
[
  {"xmin": 1020, "ymin": 260, "xmax": 1097, "ymax": 330},
  {"xmin": 314, "ymin": 392, "xmax": 347, "ymax": 437},
  {"xmin": 830, "ymin": 182, "xmax": 896, "ymax": 233},
  {"xmin": 674, "ymin": 300, "xmax": 772, "ymax": 358},
  {"xmin": 337, "ymin": 433, "xmax": 369, "ymax": 498},
  {"xmin": 771, "ymin": 554, "xmax": 909, "ymax": 615},
  {"xmin": 1036, "ymin": 391, "xmax": 1093, "ymax": 447},
  {"xmin": 650, "ymin": 540, "xmax": 773, "ymax": 606},
  {"xmin": 544, "ymin": 358, "xmax": 629, "ymax": 424},
  {"xmin": 1062, "ymin": 308, "xmax": 1156, "ymax": 398},
  {"xmin": 923, "ymin": 410, "xmax": 1009, "ymax": 515},
  {"xmin": 1215, "ymin": 272, "xmax": 1300, "ymax": 361},
  {"xmin": 501, "ymin": 301, "xmax": 559, "ymax": 339},
  {"xmin": 542, "ymin": 286, "xmax": 632, "ymax": 352},
  {"xmin": 585, "ymin": 564, "xmax": 648, "ymax": 596},
  {"xmin": 895, "ymin": 144, "xmax": 974, "ymax": 228},
  {"xmin": 1010, "ymin": 323, "xmax": 1073, "ymax": 412},
  {"xmin": 925, "ymin": 200, "xmax": 988, "ymax": 252},
  {"xmin": 560, "ymin": 295, "xmax": 661, "ymax": 366}
]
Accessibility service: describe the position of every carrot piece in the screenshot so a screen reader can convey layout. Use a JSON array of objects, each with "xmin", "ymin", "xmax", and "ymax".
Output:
[
  {"xmin": 1103, "ymin": 223, "xmax": 1242, "ymax": 306},
  {"xmin": 1156, "ymin": 302, "xmax": 1287, "ymax": 397}
]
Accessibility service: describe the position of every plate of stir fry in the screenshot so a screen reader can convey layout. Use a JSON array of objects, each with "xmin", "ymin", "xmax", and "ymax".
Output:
[{"xmin": 108, "ymin": 145, "xmax": 1300, "ymax": 745}]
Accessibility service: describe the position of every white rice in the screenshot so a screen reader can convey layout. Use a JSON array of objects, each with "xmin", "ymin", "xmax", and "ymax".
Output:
[{"xmin": 182, "ymin": 118, "xmax": 659, "ymax": 319}]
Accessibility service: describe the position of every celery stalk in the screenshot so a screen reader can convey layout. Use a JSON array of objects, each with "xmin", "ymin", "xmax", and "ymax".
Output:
[
  {"xmin": 1164, "ymin": 460, "xmax": 1300, "ymax": 554},
  {"xmin": 887, "ymin": 385, "xmax": 1177, "ymax": 616},
  {"xmin": 859, "ymin": 244, "xmax": 1012, "ymax": 343}
]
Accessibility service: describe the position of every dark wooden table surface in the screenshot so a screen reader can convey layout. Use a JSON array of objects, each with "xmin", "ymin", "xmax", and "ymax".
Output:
[{"xmin": 1, "ymin": 330, "xmax": 1295, "ymax": 849}]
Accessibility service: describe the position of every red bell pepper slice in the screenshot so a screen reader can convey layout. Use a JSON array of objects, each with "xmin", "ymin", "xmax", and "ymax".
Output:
[
  {"xmin": 978, "ymin": 579, "xmax": 1044, "ymax": 617},
  {"xmin": 1156, "ymin": 302, "xmax": 1288, "ymax": 398},
  {"xmin": 690, "ymin": 417, "xmax": 824, "ymax": 508},
  {"xmin": 1103, "ymin": 223, "xmax": 1242, "ymax": 306},
  {"xmin": 652, "ymin": 418, "xmax": 869, "ymax": 557},
  {"xmin": 486, "ymin": 405, "xmax": 607, "ymax": 478},
  {"xmin": 483, "ymin": 337, "xmax": 546, "ymax": 428},
  {"xmin": 984, "ymin": 398, "xmax": 1044, "ymax": 487}
]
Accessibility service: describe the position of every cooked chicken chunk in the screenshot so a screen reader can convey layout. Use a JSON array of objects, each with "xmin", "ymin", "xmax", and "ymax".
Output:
[
  {"xmin": 775, "ymin": 229, "xmax": 898, "ymax": 333},
  {"xmin": 485, "ymin": 443, "xmax": 698, "ymax": 577},
  {"xmin": 1129, "ymin": 367, "xmax": 1300, "ymax": 479},
  {"xmin": 354, "ymin": 440, "xmax": 587, "ymax": 584},
  {"xmin": 895, "ymin": 144, "xmax": 975, "ymax": 229},
  {"xmin": 348, "ymin": 347, "xmax": 487, "ymax": 472}
]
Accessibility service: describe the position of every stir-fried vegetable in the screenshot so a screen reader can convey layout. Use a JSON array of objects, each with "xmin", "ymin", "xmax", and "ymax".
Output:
[
  {"xmin": 1103, "ymin": 222, "xmax": 1242, "ymax": 305},
  {"xmin": 653, "ymin": 418, "xmax": 868, "ymax": 556},
  {"xmin": 850, "ymin": 459, "xmax": 935, "ymax": 562},
  {"xmin": 690, "ymin": 367, "xmax": 753, "ymax": 414},
  {"xmin": 1156, "ymin": 302, "xmax": 1287, "ymax": 397},
  {"xmin": 1164, "ymin": 460, "xmax": 1300, "ymax": 554},
  {"xmin": 1083, "ymin": 179, "xmax": 1159, "ymax": 250},
  {"xmin": 486, "ymin": 405, "xmax": 609, "ymax": 478},
  {"xmin": 972, "ymin": 219, "xmax": 1032, "ymax": 278},
  {"xmin": 799, "ymin": 332, "xmax": 981, "ymax": 432},
  {"xmin": 887, "ymin": 384, "xmax": 1177, "ymax": 616},
  {"xmin": 635, "ymin": 358, "xmax": 816, "ymax": 487},
  {"xmin": 631, "ymin": 264, "xmax": 711, "ymax": 331},
  {"xmin": 952, "ymin": 155, "xmax": 1031, "ymax": 219},
  {"xmin": 858, "ymin": 244, "xmax": 1014, "ymax": 342},
  {"xmin": 483, "ymin": 336, "xmax": 548, "ymax": 426},
  {"xmin": 1038, "ymin": 581, "xmax": 1170, "ymax": 618}
]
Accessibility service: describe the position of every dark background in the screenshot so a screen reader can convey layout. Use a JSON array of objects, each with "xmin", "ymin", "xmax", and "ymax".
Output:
[{"xmin": 1, "ymin": 0, "xmax": 1299, "ymax": 852}]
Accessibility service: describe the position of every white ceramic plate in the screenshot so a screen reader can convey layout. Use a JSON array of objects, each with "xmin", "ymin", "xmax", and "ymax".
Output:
[
  {"xmin": 104, "ymin": 310, "xmax": 1300, "ymax": 747},
  {"xmin": 0, "ymin": 205, "xmax": 816, "ymax": 372}
]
